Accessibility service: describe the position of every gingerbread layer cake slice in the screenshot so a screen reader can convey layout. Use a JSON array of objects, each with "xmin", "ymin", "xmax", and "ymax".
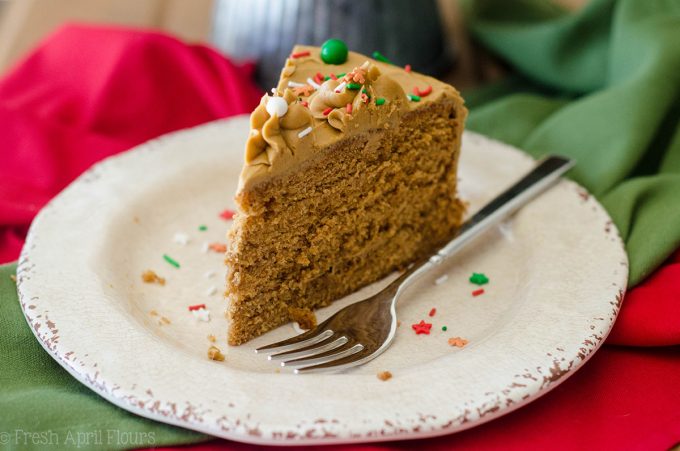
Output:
[{"xmin": 226, "ymin": 41, "xmax": 467, "ymax": 345}]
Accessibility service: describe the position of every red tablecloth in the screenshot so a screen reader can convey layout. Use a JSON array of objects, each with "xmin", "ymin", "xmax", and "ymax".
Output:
[{"xmin": 1, "ymin": 25, "xmax": 679, "ymax": 451}]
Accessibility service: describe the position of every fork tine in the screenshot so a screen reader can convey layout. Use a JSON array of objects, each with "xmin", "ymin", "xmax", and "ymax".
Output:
[
  {"xmin": 294, "ymin": 348, "xmax": 373, "ymax": 374},
  {"xmin": 269, "ymin": 335, "xmax": 347, "ymax": 361},
  {"xmin": 280, "ymin": 342, "xmax": 364, "ymax": 368},
  {"xmin": 255, "ymin": 328, "xmax": 333, "ymax": 354}
]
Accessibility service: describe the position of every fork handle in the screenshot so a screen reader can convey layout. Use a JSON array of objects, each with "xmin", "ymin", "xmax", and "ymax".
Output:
[{"xmin": 397, "ymin": 155, "xmax": 575, "ymax": 289}]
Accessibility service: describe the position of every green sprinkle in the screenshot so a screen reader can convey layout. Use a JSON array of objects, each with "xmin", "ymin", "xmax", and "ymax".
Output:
[
  {"xmin": 469, "ymin": 272, "xmax": 489, "ymax": 285},
  {"xmin": 163, "ymin": 254, "xmax": 180, "ymax": 268},
  {"xmin": 408, "ymin": 94, "xmax": 421, "ymax": 102},
  {"xmin": 372, "ymin": 51, "xmax": 393, "ymax": 65},
  {"xmin": 347, "ymin": 83, "xmax": 361, "ymax": 90},
  {"xmin": 442, "ymin": 326, "xmax": 448, "ymax": 331},
  {"xmin": 336, "ymin": 72, "xmax": 346, "ymax": 78},
  {"xmin": 198, "ymin": 225, "xmax": 208, "ymax": 231},
  {"xmin": 375, "ymin": 97, "xmax": 386, "ymax": 106},
  {"xmin": 324, "ymin": 76, "xmax": 331, "ymax": 81}
]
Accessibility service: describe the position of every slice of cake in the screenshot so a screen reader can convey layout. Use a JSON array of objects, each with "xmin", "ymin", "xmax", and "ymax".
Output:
[{"xmin": 226, "ymin": 41, "xmax": 467, "ymax": 345}]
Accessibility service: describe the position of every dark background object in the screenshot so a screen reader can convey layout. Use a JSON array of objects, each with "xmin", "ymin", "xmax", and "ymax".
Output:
[{"xmin": 212, "ymin": 0, "xmax": 455, "ymax": 90}]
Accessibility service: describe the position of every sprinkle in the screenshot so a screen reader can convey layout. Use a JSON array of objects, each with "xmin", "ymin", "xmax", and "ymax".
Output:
[
  {"xmin": 306, "ymin": 77, "xmax": 321, "ymax": 89},
  {"xmin": 266, "ymin": 96, "xmax": 288, "ymax": 117},
  {"xmin": 377, "ymin": 371, "xmax": 392, "ymax": 381},
  {"xmin": 314, "ymin": 72, "xmax": 325, "ymax": 84},
  {"xmin": 193, "ymin": 308, "xmax": 211, "ymax": 322},
  {"xmin": 334, "ymin": 81, "xmax": 347, "ymax": 93},
  {"xmin": 448, "ymin": 337, "xmax": 469, "ymax": 348},
  {"xmin": 375, "ymin": 97, "xmax": 386, "ymax": 106},
  {"xmin": 336, "ymin": 72, "xmax": 346, "ymax": 78},
  {"xmin": 141, "ymin": 270, "xmax": 165, "ymax": 286},
  {"xmin": 372, "ymin": 51, "xmax": 393, "ymax": 64},
  {"xmin": 219, "ymin": 209, "xmax": 235, "ymax": 220},
  {"xmin": 270, "ymin": 87, "xmax": 277, "ymax": 94},
  {"xmin": 300, "ymin": 100, "xmax": 309, "ymax": 108},
  {"xmin": 208, "ymin": 345, "xmax": 225, "ymax": 361},
  {"xmin": 288, "ymin": 81, "xmax": 307, "ymax": 88},
  {"xmin": 204, "ymin": 270, "xmax": 216, "ymax": 279},
  {"xmin": 472, "ymin": 288, "xmax": 485, "ymax": 297},
  {"xmin": 198, "ymin": 225, "xmax": 208, "ymax": 231},
  {"xmin": 412, "ymin": 320, "xmax": 432, "ymax": 335},
  {"xmin": 469, "ymin": 272, "xmax": 489, "ymax": 285},
  {"xmin": 206, "ymin": 285, "xmax": 218, "ymax": 296},
  {"xmin": 293, "ymin": 85, "xmax": 315, "ymax": 97},
  {"xmin": 201, "ymin": 241, "xmax": 210, "ymax": 253},
  {"xmin": 323, "ymin": 107, "xmax": 333, "ymax": 116},
  {"xmin": 188, "ymin": 303, "xmax": 206, "ymax": 311},
  {"xmin": 361, "ymin": 93, "xmax": 369, "ymax": 103},
  {"xmin": 330, "ymin": 73, "xmax": 338, "ymax": 80},
  {"xmin": 404, "ymin": 64, "xmax": 412, "ymax": 73},
  {"xmin": 290, "ymin": 50, "xmax": 310, "ymax": 59},
  {"xmin": 209, "ymin": 242, "xmax": 227, "ymax": 253},
  {"xmin": 163, "ymin": 254, "xmax": 180, "ymax": 268},
  {"xmin": 173, "ymin": 232, "xmax": 190, "ymax": 245},
  {"xmin": 298, "ymin": 126, "xmax": 313, "ymax": 138},
  {"xmin": 408, "ymin": 94, "xmax": 421, "ymax": 102},
  {"xmin": 414, "ymin": 85, "xmax": 433, "ymax": 97},
  {"xmin": 346, "ymin": 103, "xmax": 353, "ymax": 114},
  {"xmin": 435, "ymin": 275, "xmax": 448, "ymax": 285},
  {"xmin": 347, "ymin": 82, "xmax": 361, "ymax": 90},
  {"xmin": 428, "ymin": 308, "xmax": 437, "ymax": 317},
  {"xmin": 442, "ymin": 326, "xmax": 448, "ymax": 331}
]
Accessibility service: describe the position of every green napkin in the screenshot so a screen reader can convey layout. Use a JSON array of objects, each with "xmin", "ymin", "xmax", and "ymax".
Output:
[
  {"xmin": 0, "ymin": 263, "xmax": 207, "ymax": 450},
  {"xmin": 462, "ymin": 0, "xmax": 680, "ymax": 285}
]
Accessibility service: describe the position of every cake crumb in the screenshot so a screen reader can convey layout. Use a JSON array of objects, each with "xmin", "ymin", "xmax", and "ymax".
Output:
[
  {"xmin": 133, "ymin": 216, "xmax": 140, "ymax": 224},
  {"xmin": 160, "ymin": 316, "xmax": 171, "ymax": 325},
  {"xmin": 9, "ymin": 274, "xmax": 17, "ymax": 283},
  {"xmin": 377, "ymin": 371, "xmax": 392, "ymax": 381},
  {"xmin": 448, "ymin": 337, "xmax": 469, "ymax": 348},
  {"xmin": 288, "ymin": 307, "xmax": 317, "ymax": 330},
  {"xmin": 149, "ymin": 310, "xmax": 159, "ymax": 316},
  {"xmin": 208, "ymin": 345, "xmax": 225, "ymax": 361},
  {"xmin": 141, "ymin": 270, "xmax": 165, "ymax": 285},
  {"xmin": 207, "ymin": 334, "xmax": 216, "ymax": 342},
  {"xmin": 397, "ymin": 320, "xmax": 402, "ymax": 327}
]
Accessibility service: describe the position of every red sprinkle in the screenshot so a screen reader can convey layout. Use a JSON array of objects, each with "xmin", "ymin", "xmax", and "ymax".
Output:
[
  {"xmin": 314, "ymin": 72, "xmax": 324, "ymax": 84},
  {"xmin": 323, "ymin": 107, "xmax": 333, "ymax": 116},
  {"xmin": 412, "ymin": 320, "xmax": 433, "ymax": 335},
  {"xmin": 428, "ymin": 307, "xmax": 437, "ymax": 317},
  {"xmin": 414, "ymin": 85, "xmax": 432, "ymax": 97},
  {"xmin": 472, "ymin": 288, "xmax": 485, "ymax": 297},
  {"xmin": 361, "ymin": 93, "xmax": 369, "ymax": 103},
  {"xmin": 346, "ymin": 103, "xmax": 353, "ymax": 114},
  {"xmin": 188, "ymin": 303, "xmax": 206, "ymax": 311},
  {"xmin": 209, "ymin": 242, "xmax": 227, "ymax": 253},
  {"xmin": 404, "ymin": 64, "xmax": 412, "ymax": 73},
  {"xmin": 290, "ymin": 51, "xmax": 310, "ymax": 59},
  {"xmin": 330, "ymin": 73, "xmax": 338, "ymax": 80},
  {"xmin": 219, "ymin": 209, "xmax": 235, "ymax": 220},
  {"xmin": 301, "ymin": 100, "xmax": 309, "ymax": 108}
]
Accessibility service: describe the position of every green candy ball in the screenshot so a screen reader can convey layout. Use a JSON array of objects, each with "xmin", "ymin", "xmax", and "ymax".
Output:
[{"xmin": 320, "ymin": 39, "xmax": 348, "ymax": 65}]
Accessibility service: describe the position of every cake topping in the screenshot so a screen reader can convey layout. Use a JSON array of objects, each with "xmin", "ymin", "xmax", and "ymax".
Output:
[
  {"xmin": 320, "ymin": 38, "xmax": 349, "ymax": 64},
  {"xmin": 265, "ymin": 96, "xmax": 288, "ymax": 117}
]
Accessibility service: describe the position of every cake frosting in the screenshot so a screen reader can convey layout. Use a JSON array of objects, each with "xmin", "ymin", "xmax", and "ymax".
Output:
[{"xmin": 239, "ymin": 45, "xmax": 460, "ymax": 191}]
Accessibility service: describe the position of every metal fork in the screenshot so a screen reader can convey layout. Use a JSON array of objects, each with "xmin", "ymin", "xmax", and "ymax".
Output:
[{"xmin": 255, "ymin": 155, "xmax": 575, "ymax": 374}]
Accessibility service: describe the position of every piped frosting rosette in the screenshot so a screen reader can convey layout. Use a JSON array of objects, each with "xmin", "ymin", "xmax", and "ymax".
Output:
[{"xmin": 245, "ymin": 89, "xmax": 314, "ymax": 165}]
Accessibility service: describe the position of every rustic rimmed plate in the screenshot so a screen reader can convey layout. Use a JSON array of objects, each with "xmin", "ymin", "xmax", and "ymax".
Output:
[{"xmin": 16, "ymin": 116, "xmax": 628, "ymax": 445}]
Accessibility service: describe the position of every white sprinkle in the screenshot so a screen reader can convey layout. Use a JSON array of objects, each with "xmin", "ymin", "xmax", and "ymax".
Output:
[
  {"xmin": 334, "ymin": 81, "xmax": 347, "ymax": 93},
  {"xmin": 306, "ymin": 77, "xmax": 320, "ymax": 89},
  {"xmin": 288, "ymin": 81, "xmax": 306, "ymax": 88},
  {"xmin": 270, "ymin": 87, "xmax": 277, "ymax": 94},
  {"xmin": 173, "ymin": 232, "xmax": 190, "ymax": 245},
  {"xmin": 435, "ymin": 275, "xmax": 449, "ymax": 285},
  {"xmin": 297, "ymin": 126, "xmax": 313, "ymax": 138},
  {"xmin": 201, "ymin": 241, "xmax": 210, "ymax": 254},
  {"xmin": 192, "ymin": 308, "xmax": 211, "ymax": 322},
  {"xmin": 204, "ymin": 270, "xmax": 216, "ymax": 279},
  {"xmin": 266, "ymin": 96, "xmax": 288, "ymax": 117},
  {"xmin": 206, "ymin": 285, "xmax": 218, "ymax": 296}
]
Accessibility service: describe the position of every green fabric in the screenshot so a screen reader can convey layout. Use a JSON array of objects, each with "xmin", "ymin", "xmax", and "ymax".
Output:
[
  {"xmin": 0, "ymin": 263, "xmax": 206, "ymax": 450},
  {"xmin": 2, "ymin": 2, "xmax": 680, "ymax": 449},
  {"xmin": 463, "ymin": 0, "xmax": 680, "ymax": 285}
]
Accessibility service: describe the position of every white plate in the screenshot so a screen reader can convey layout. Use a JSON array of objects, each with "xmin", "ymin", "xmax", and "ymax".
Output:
[{"xmin": 17, "ymin": 116, "xmax": 627, "ymax": 445}]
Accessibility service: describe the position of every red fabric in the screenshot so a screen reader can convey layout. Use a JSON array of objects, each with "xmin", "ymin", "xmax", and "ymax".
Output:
[{"xmin": 1, "ymin": 24, "xmax": 679, "ymax": 451}]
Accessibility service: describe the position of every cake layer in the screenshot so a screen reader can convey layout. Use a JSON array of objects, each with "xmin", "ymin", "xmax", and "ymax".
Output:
[{"xmin": 226, "ymin": 98, "xmax": 465, "ymax": 345}]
